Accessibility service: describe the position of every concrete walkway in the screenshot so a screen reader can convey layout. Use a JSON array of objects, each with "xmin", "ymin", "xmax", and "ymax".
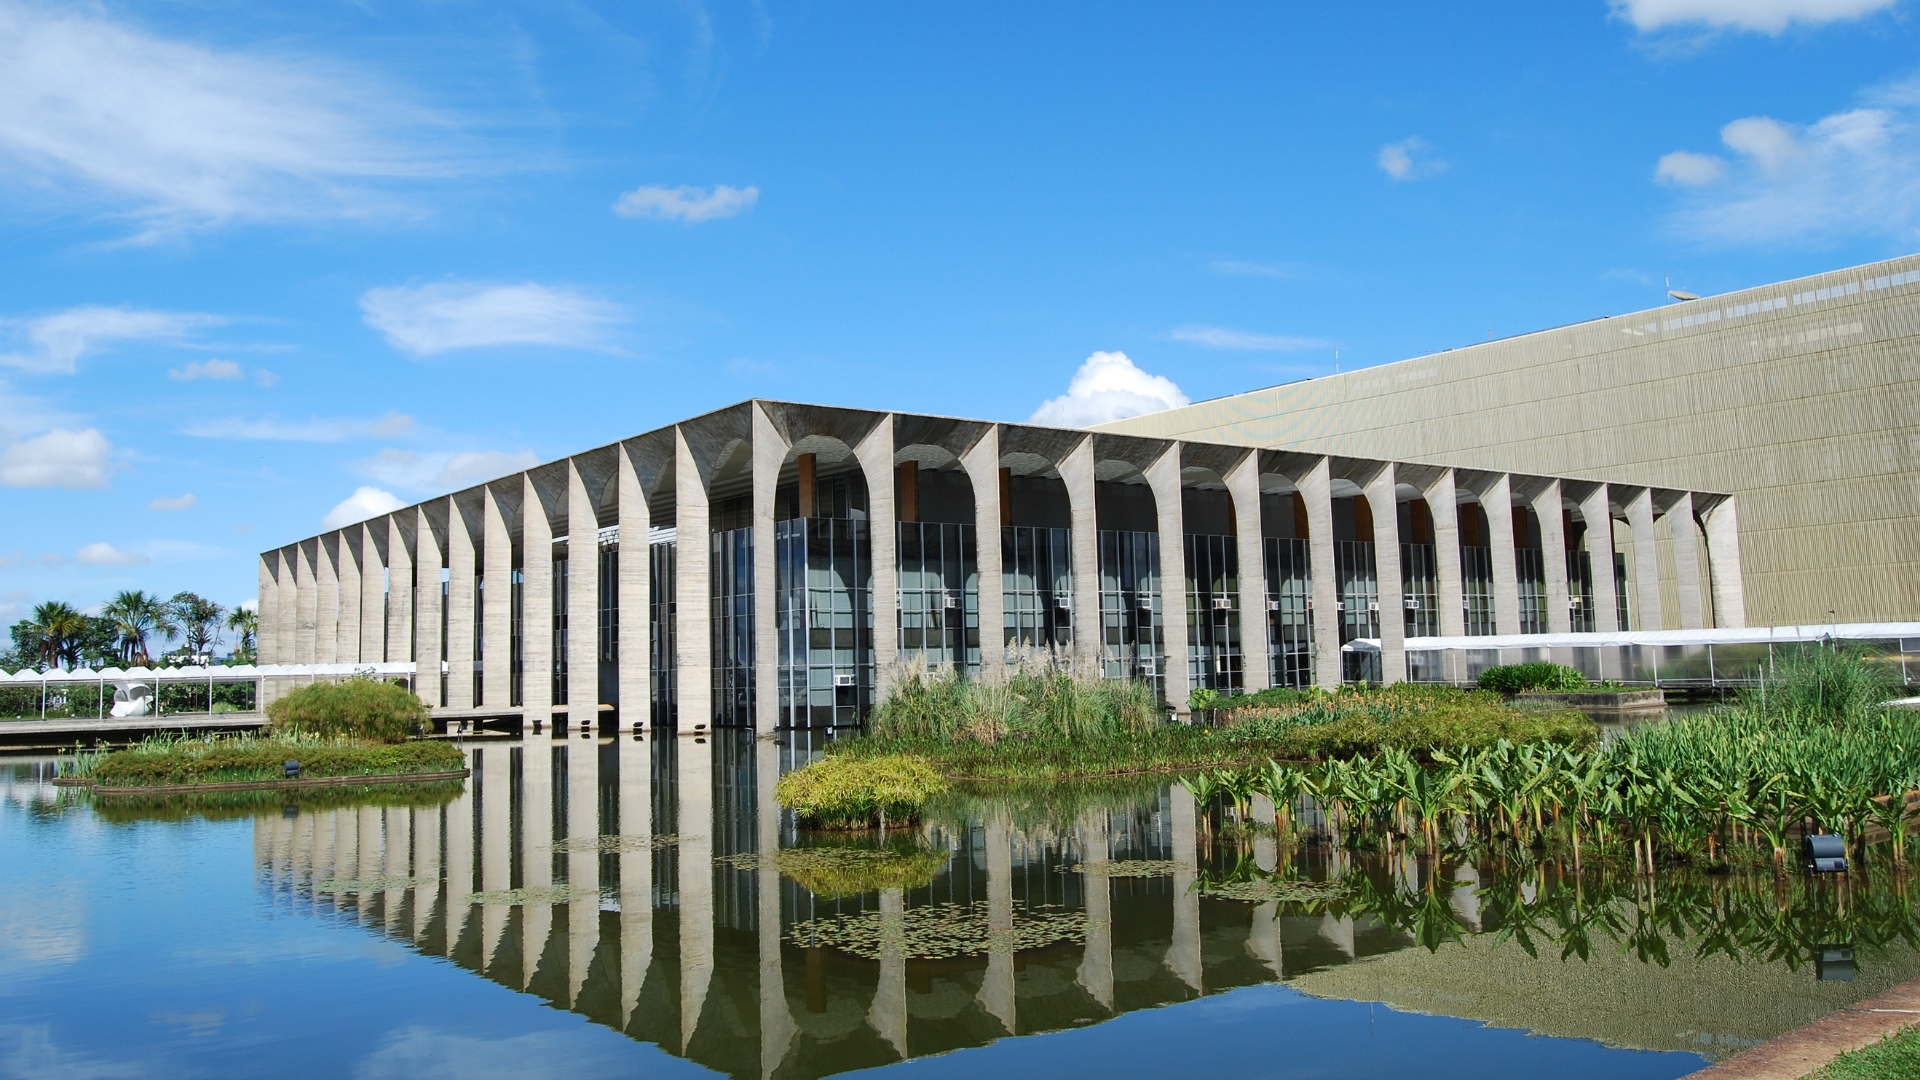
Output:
[
  {"xmin": 0, "ymin": 713, "xmax": 264, "ymax": 747},
  {"xmin": 1688, "ymin": 973, "xmax": 1920, "ymax": 1078}
]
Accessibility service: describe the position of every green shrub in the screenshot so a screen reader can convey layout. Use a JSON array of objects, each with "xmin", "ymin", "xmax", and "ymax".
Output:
[
  {"xmin": 1745, "ymin": 644, "xmax": 1900, "ymax": 723},
  {"xmin": 871, "ymin": 660, "xmax": 1160, "ymax": 743},
  {"xmin": 92, "ymin": 733, "xmax": 464, "ymax": 787},
  {"xmin": 1220, "ymin": 682, "xmax": 1595, "ymax": 756},
  {"xmin": 1478, "ymin": 662, "xmax": 1587, "ymax": 694},
  {"xmin": 265, "ymin": 678, "xmax": 429, "ymax": 742},
  {"xmin": 775, "ymin": 753, "xmax": 949, "ymax": 829}
]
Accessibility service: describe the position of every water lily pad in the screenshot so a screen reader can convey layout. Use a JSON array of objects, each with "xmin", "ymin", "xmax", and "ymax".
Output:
[
  {"xmin": 1068, "ymin": 860, "xmax": 1182, "ymax": 878},
  {"xmin": 788, "ymin": 902, "xmax": 1088, "ymax": 960},
  {"xmin": 547, "ymin": 833, "xmax": 679, "ymax": 853},
  {"xmin": 1200, "ymin": 878, "xmax": 1350, "ymax": 904},
  {"xmin": 315, "ymin": 875, "xmax": 436, "ymax": 893},
  {"xmin": 465, "ymin": 885, "xmax": 592, "ymax": 906}
]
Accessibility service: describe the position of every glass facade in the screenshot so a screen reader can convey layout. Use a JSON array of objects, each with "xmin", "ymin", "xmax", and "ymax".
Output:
[
  {"xmin": 710, "ymin": 525, "xmax": 754, "ymax": 727},
  {"xmin": 649, "ymin": 540, "xmax": 676, "ymax": 726},
  {"xmin": 897, "ymin": 522, "xmax": 978, "ymax": 672},
  {"xmin": 552, "ymin": 552, "xmax": 568, "ymax": 705},
  {"xmin": 1097, "ymin": 530, "xmax": 1163, "ymax": 691},
  {"xmin": 1184, "ymin": 534, "xmax": 1242, "ymax": 694},
  {"xmin": 1401, "ymin": 543, "xmax": 1437, "ymax": 638},
  {"xmin": 1460, "ymin": 546, "xmax": 1494, "ymax": 635},
  {"xmin": 509, "ymin": 565, "xmax": 523, "ymax": 706},
  {"xmin": 1516, "ymin": 547, "xmax": 1548, "ymax": 635},
  {"xmin": 1264, "ymin": 537, "xmax": 1313, "ymax": 689},
  {"xmin": 598, "ymin": 543, "xmax": 618, "ymax": 707},
  {"xmin": 775, "ymin": 517, "xmax": 871, "ymax": 728},
  {"xmin": 1002, "ymin": 526, "xmax": 1072, "ymax": 654},
  {"xmin": 1567, "ymin": 550, "xmax": 1596, "ymax": 633},
  {"xmin": 1334, "ymin": 540, "xmax": 1379, "ymax": 684}
]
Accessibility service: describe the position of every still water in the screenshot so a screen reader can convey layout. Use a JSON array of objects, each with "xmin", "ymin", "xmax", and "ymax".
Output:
[{"xmin": 3, "ymin": 733, "xmax": 1916, "ymax": 1080}]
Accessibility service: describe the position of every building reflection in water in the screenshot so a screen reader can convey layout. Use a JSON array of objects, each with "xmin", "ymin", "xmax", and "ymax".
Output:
[{"xmin": 253, "ymin": 730, "xmax": 1417, "ymax": 1080}]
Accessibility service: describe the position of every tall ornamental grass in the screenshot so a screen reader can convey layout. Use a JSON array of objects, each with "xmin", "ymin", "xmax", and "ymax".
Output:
[
  {"xmin": 265, "ymin": 678, "xmax": 431, "ymax": 743},
  {"xmin": 870, "ymin": 654, "xmax": 1159, "ymax": 743}
]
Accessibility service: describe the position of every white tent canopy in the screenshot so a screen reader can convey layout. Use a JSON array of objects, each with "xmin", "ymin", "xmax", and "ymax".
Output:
[
  {"xmin": 1342, "ymin": 622, "xmax": 1920, "ymax": 653},
  {"xmin": 0, "ymin": 661, "xmax": 430, "ymax": 685}
]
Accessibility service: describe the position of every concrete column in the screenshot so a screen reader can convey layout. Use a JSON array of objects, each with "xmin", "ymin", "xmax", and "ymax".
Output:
[
  {"xmin": 618, "ymin": 734, "xmax": 654, "ymax": 1028},
  {"xmin": 855, "ymin": 417, "xmax": 899, "ymax": 691},
  {"xmin": 277, "ymin": 547, "xmax": 298, "ymax": 668},
  {"xmin": 414, "ymin": 506, "xmax": 445, "ymax": 708},
  {"xmin": 1533, "ymin": 480, "xmax": 1572, "ymax": 634},
  {"xmin": 752, "ymin": 406, "xmax": 787, "ymax": 734},
  {"xmin": 678, "ymin": 735, "xmax": 714, "ymax": 1052},
  {"xmin": 569, "ymin": 462, "xmax": 600, "ymax": 727},
  {"xmin": 567, "ymin": 734, "xmax": 600, "ymax": 1005},
  {"xmin": 1226, "ymin": 452, "xmax": 1270, "ymax": 692},
  {"xmin": 360, "ymin": 522, "xmax": 387, "ymax": 663},
  {"xmin": 1703, "ymin": 496, "xmax": 1746, "ymax": 629},
  {"xmin": 1624, "ymin": 488, "xmax": 1665, "ymax": 632},
  {"xmin": 411, "ymin": 801, "xmax": 440, "ymax": 943},
  {"xmin": 1167, "ymin": 784, "xmax": 1203, "ymax": 992},
  {"xmin": 1667, "ymin": 492, "xmax": 1705, "ymax": 630},
  {"xmin": 978, "ymin": 816, "xmax": 1016, "ymax": 1034},
  {"xmin": 444, "ymin": 747, "xmax": 475, "ymax": 954},
  {"xmin": 482, "ymin": 485, "xmax": 514, "ymax": 711},
  {"xmin": 385, "ymin": 517, "xmax": 413, "ymax": 667},
  {"xmin": 674, "ymin": 431, "xmax": 711, "ymax": 731},
  {"xmin": 1247, "ymin": 900, "xmax": 1284, "ymax": 978},
  {"xmin": 446, "ymin": 507, "xmax": 477, "ymax": 711},
  {"xmin": 869, "ymin": 886, "xmax": 909, "ymax": 1058},
  {"xmin": 757, "ymin": 737, "xmax": 796, "ymax": 1076},
  {"xmin": 1420, "ymin": 470, "xmax": 1465, "ymax": 683},
  {"xmin": 522, "ymin": 476, "xmax": 554, "ymax": 725},
  {"xmin": 313, "ymin": 811, "xmax": 336, "ymax": 913},
  {"xmin": 382, "ymin": 805, "xmax": 410, "ymax": 935},
  {"xmin": 617, "ymin": 445, "xmax": 653, "ymax": 728},
  {"xmin": 1076, "ymin": 810, "xmax": 1114, "ymax": 1010},
  {"xmin": 1479, "ymin": 475, "xmax": 1521, "ymax": 635},
  {"xmin": 1061, "ymin": 437, "xmax": 1100, "ymax": 675},
  {"xmin": 295, "ymin": 541, "xmax": 318, "ymax": 666},
  {"xmin": 1299, "ymin": 459, "xmax": 1341, "ymax": 689},
  {"xmin": 338, "ymin": 529, "xmax": 364, "ymax": 665},
  {"xmin": 257, "ymin": 553, "xmax": 279, "ymax": 664},
  {"xmin": 523, "ymin": 738, "xmax": 555, "ymax": 989},
  {"xmin": 1145, "ymin": 445, "xmax": 1190, "ymax": 712},
  {"xmin": 962, "ymin": 425, "xmax": 1006, "ymax": 681},
  {"xmin": 1364, "ymin": 464, "xmax": 1404, "ymax": 685},
  {"xmin": 1579, "ymin": 486, "xmax": 1620, "ymax": 634},
  {"xmin": 317, "ymin": 533, "xmax": 342, "ymax": 664}
]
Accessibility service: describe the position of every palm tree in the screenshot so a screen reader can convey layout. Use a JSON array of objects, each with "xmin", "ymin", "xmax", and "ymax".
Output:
[
  {"xmin": 169, "ymin": 592, "xmax": 225, "ymax": 661},
  {"xmin": 26, "ymin": 601, "xmax": 86, "ymax": 670},
  {"xmin": 225, "ymin": 607, "xmax": 258, "ymax": 663},
  {"xmin": 101, "ymin": 590, "xmax": 175, "ymax": 666}
]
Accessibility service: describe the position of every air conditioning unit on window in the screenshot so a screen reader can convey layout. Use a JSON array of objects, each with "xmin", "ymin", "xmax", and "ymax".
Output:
[
  {"xmin": 1368, "ymin": 602, "xmax": 1380, "ymax": 612},
  {"xmin": 1212, "ymin": 597, "xmax": 1233, "ymax": 611},
  {"xmin": 1405, "ymin": 598, "xmax": 1421, "ymax": 610},
  {"xmin": 1054, "ymin": 595, "xmax": 1071, "ymax": 608},
  {"xmin": 942, "ymin": 593, "xmax": 961, "ymax": 609},
  {"xmin": 834, "ymin": 672, "xmax": 856, "ymax": 688},
  {"xmin": 1266, "ymin": 599, "xmax": 1281, "ymax": 611}
]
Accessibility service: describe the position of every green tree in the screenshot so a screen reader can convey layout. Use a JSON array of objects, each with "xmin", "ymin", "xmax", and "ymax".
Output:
[
  {"xmin": 225, "ymin": 607, "xmax": 258, "ymax": 663},
  {"xmin": 100, "ymin": 590, "xmax": 175, "ymax": 665},
  {"xmin": 24, "ymin": 601, "xmax": 87, "ymax": 669},
  {"xmin": 168, "ymin": 592, "xmax": 225, "ymax": 661}
]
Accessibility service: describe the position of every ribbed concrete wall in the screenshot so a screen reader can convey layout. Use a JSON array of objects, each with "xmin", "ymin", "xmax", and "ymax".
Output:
[{"xmin": 1099, "ymin": 255, "xmax": 1920, "ymax": 625}]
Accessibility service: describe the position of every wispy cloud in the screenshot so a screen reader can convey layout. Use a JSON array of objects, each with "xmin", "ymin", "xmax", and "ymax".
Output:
[
  {"xmin": 1207, "ymin": 259, "xmax": 1300, "ymax": 278},
  {"xmin": 0, "ymin": 428, "xmax": 112, "ymax": 488},
  {"xmin": 75, "ymin": 542, "xmax": 145, "ymax": 567},
  {"xmin": 1169, "ymin": 325, "xmax": 1331, "ymax": 351},
  {"xmin": 168, "ymin": 358, "xmax": 241, "ymax": 381},
  {"xmin": 320, "ymin": 486, "xmax": 406, "ymax": 531},
  {"xmin": 1655, "ymin": 150, "xmax": 1729, "ymax": 186},
  {"xmin": 614, "ymin": 183, "xmax": 759, "ymax": 222},
  {"xmin": 181, "ymin": 410, "xmax": 414, "ymax": 442},
  {"xmin": 146, "ymin": 493, "xmax": 196, "ymax": 512},
  {"xmin": 0, "ymin": 1, "xmax": 476, "ymax": 233},
  {"xmin": 353, "ymin": 447, "xmax": 540, "ymax": 492},
  {"xmin": 1378, "ymin": 137, "xmax": 1447, "ymax": 182},
  {"xmin": 1029, "ymin": 351, "xmax": 1189, "ymax": 428},
  {"xmin": 361, "ymin": 281, "xmax": 625, "ymax": 356},
  {"xmin": 1, "ymin": 306, "xmax": 222, "ymax": 374},
  {"xmin": 1660, "ymin": 75, "xmax": 1920, "ymax": 245},
  {"xmin": 1613, "ymin": 0, "xmax": 1896, "ymax": 34}
]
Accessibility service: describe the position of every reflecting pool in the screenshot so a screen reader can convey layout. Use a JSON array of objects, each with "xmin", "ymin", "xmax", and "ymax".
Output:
[{"xmin": 4, "ymin": 734, "xmax": 1917, "ymax": 1079}]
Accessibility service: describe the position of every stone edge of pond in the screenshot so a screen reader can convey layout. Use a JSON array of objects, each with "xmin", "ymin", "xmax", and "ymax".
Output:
[
  {"xmin": 84, "ymin": 769, "xmax": 471, "ymax": 796},
  {"xmin": 1686, "ymin": 973, "xmax": 1920, "ymax": 1079}
]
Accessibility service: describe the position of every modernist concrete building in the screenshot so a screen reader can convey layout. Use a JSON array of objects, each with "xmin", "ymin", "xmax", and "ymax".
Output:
[
  {"xmin": 257, "ymin": 400, "xmax": 1741, "ymax": 731},
  {"xmin": 1102, "ymin": 253, "xmax": 1920, "ymax": 628}
]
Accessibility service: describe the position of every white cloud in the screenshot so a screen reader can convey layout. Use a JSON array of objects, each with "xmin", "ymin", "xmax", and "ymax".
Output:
[
  {"xmin": 355, "ymin": 1025, "xmax": 637, "ymax": 1080},
  {"xmin": 1028, "ymin": 351, "xmax": 1189, "ymax": 428},
  {"xmin": 169, "ymin": 358, "xmax": 241, "ymax": 381},
  {"xmin": 1655, "ymin": 150, "xmax": 1729, "ymax": 186},
  {"xmin": 0, "ymin": 428, "xmax": 112, "ymax": 488},
  {"xmin": 75, "ymin": 542, "xmax": 146, "ymax": 566},
  {"xmin": 1378, "ymin": 137, "xmax": 1447, "ymax": 182},
  {"xmin": 1208, "ymin": 259, "xmax": 1295, "ymax": 278},
  {"xmin": 181, "ymin": 410, "xmax": 414, "ymax": 442},
  {"xmin": 253, "ymin": 368, "xmax": 279, "ymax": 387},
  {"xmin": 354, "ymin": 448, "xmax": 541, "ymax": 492},
  {"xmin": 1169, "ymin": 326, "xmax": 1331, "ymax": 351},
  {"xmin": 0, "ymin": 2, "xmax": 471, "ymax": 233},
  {"xmin": 1, "ymin": 306, "xmax": 221, "ymax": 374},
  {"xmin": 361, "ymin": 281, "xmax": 624, "ymax": 356},
  {"xmin": 613, "ymin": 183, "xmax": 759, "ymax": 222},
  {"xmin": 147, "ymin": 493, "xmax": 196, "ymax": 512},
  {"xmin": 1613, "ymin": 0, "xmax": 1895, "ymax": 33},
  {"xmin": 321, "ymin": 486, "xmax": 407, "ymax": 531},
  {"xmin": 1664, "ymin": 78, "xmax": 1920, "ymax": 245}
]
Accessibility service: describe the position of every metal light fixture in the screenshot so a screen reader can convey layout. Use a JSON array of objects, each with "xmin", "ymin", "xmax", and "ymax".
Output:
[{"xmin": 1803, "ymin": 834, "xmax": 1848, "ymax": 874}]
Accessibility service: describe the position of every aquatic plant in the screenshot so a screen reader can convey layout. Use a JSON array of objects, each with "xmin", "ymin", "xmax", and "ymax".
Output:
[
  {"xmin": 787, "ymin": 902, "xmax": 1088, "ymax": 960},
  {"xmin": 718, "ymin": 840, "xmax": 950, "ymax": 898},
  {"xmin": 870, "ymin": 655, "xmax": 1159, "ymax": 743},
  {"xmin": 774, "ymin": 753, "xmax": 949, "ymax": 829},
  {"xmin": 264, "ymin": 677, "xmax": 431, "ymax": 743},
  {"xmin": 90, "ymin": 733, "xmax": 465, "ymax": 788},
  {"xmin": 1478, "ymin": 662, "xmax": 1587, "ymax": 694}
]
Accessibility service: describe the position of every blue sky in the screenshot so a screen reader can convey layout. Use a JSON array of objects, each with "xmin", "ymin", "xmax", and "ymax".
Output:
[{"xmin": 1, "ymin": 0, "xmax": 1915, "ymax": 639}]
